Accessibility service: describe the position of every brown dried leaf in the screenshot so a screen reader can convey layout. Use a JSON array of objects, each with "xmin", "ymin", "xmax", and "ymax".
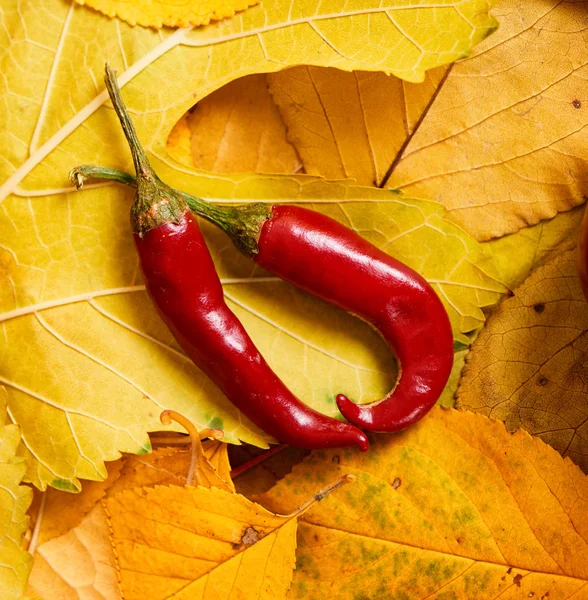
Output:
[{"xmin": 457, "ymin": 250, "xmax": 588, "ymax": 471}]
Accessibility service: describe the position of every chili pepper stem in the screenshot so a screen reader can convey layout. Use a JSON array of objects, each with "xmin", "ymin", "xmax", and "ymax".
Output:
[
  {"xmin": 69, "ymin": 162, "xmax": 271, "ymax": 256},
  {"xmin": 103, "ymin": 64, "xmax": 188, "ymax": 237}
]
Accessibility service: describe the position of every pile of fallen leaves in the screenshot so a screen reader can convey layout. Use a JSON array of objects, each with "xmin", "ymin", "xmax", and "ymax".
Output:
[
  {"xmin": 1, "ymin": 0, "xmax": 587, "ymax": 597},
  {"xmin": 22, "ymin": 408, "xmax": 588, "ymax": 598}
]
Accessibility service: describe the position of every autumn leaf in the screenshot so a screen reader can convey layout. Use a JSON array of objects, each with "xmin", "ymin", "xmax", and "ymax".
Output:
[
  {"xmin": 0, "ymin": 412, "xmax": 34, "ymax": 599},
  {"xmin": 27, "ymin": 459, "xmax": 123, "ymax": 548},
  {"xmin": 74, "ymin": 0, "xmax": 259, "ymax": 29},
  {"xmin": 105, "ymin": 484, "xmax": 298, "ymax": 599},
  {"xmin": 258, "ymin": 407, "xmax": 588, "ymax": 599},
  {"xmin": 480, "ymin": 206, "xmax": 584, "ymax": 290},
  {"xmin": 209, "ymin": 1, "xmax": 586, "ymax": 241},
  {"xmin": 457, "ymin": 250, "xmax": 588, "ymax": 472},
  {"xmin": 26, "ymin": 427, "xmax": 233, "ymax": 599},
  {"xmin": 167, "ymin": 74, "xmax": 302, "ymax": 175},
  {"xmin": 26, "ymin": 503, "xmax": 121, "ymax": 600},
  {"xmin": 0, "ymin": 0, "xmax": 502, "ymax": 490}
]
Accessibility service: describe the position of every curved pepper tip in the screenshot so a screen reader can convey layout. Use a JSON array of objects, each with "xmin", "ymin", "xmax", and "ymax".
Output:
[
  {"xmin": 337, "ymin": 393, "xmax": 379, "ymax": 432},
  {"xmin": 355, "ymin": 430, "xmax": 369, "ymax": 452}
]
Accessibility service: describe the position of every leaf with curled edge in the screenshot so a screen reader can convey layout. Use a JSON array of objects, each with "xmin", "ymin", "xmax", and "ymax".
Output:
[
  {"xmin": 457, "ymin": 250, "xmax": 588, "ymax": 472},
  {"xmin": 257, "ymin": 407, "xmax": 588, "ymax": 599}
]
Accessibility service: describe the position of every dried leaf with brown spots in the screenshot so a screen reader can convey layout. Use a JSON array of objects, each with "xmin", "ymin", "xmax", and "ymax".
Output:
[{"xmin": 457, "ymin": 250, "xmax": 588, "ymax": 471}]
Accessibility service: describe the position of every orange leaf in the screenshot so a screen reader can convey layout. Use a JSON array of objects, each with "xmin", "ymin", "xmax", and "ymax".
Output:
[{"xmin": 257, "ymin": 407, "xmax": 588, "ymax": 598}]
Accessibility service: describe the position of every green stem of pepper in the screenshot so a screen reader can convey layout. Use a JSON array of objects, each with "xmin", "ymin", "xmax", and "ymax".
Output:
[{"xmin": 68, "ymin": 163, "xmax": 271, "ymax": 256}]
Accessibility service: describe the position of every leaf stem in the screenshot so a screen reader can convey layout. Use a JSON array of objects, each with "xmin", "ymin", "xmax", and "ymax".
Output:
[
  {"xmin": 104, "ymin": 63, "xmax": 153, "ymax": 179},
  {"xmin": 160, "ymin": 410, "xmax": 223, "ymax": 486},
  {"xmin": 285, "ymin": 474, "xmax": 356, "ymax": 518}
]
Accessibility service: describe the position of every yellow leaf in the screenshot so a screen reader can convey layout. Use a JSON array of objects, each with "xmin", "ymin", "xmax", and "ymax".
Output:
[
  {"xmin": 457, "ymin": 250, "xmax": 588, "ymax": 472},
  {"xmin": 0, "ymin": 422, "xmax": 33, "ymax": 600},
  {"xmin": 437, "ymin": 347, "xmax": 468, "ymax": 408},
  {"xmin": 26, "ymin": 433, "xmax": 230, "ymax": 598},
  {"xmin": 267, "ymin": 65, "xmax": 449, "ymax": 186},
  {"xmin": 388, "ymin": 0, "xmax": 588, "ymax": 240},
  {"xmin": 0, "ymin": 0, "xmax": 498, "ymax": 489},
  {"xmin": 480, "ymin": 205, "xmax": 584, "ymax": 290},
  {"xmin": 74, "ymin": 0, "xmax": 259, "ymax": 29},
  {"xmin": 27, "ymin": 459, "xmax": 123, "ymax": 548},
  {"xmin": 258, "ymin": 407, "xmax": 588, "ymax": 598},
  {"xmin": 167, "ymin": 74, "xmax": 302, "ymax": 174},
  {"xmin": 106, "ymin": 485, "xmax": 299, "ymax": 599},
  {"xmin": 26, "ymin": 503, "xmax": 121, "ymax": 600},
  {"xmin": 109, "ymin": 442, "xmax": 235, "ymax": 494},
  {"xmin": 260, "ymin": 2, "xmax": 588, "ymax": 241}
]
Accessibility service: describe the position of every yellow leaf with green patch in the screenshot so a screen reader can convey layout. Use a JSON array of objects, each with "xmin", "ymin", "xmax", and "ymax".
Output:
[{"xmin": 258, "ymin": 407, "xmax": 588, "ymax": 599}]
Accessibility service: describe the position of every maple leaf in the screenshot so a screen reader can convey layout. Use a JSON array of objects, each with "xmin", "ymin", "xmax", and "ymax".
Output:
[
  {"xmin": 258, "ymin": 407, "xmax": 588, "ymax": 599},
  {"xmin": 457, "ymin": 250, "xmax": 588, "ymax": 472}
]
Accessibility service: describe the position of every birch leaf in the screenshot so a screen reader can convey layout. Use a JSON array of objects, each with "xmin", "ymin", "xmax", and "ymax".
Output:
[
  {"xmin": 74, "ymin": 0, "xmax": 259, "ymax": 29},
  {"xmin": 457, "ymin": 250, "xmax": 588, "ymax": 472},
  {"xmin": 0, "ymin": 0, "xmax": 498, "ymax": 490},
  {"xmin": 258, "ymin": 407, "xmax": 588, "ymax": 599},
  {"xmin": 106, "ymin": 485, "xmax": 299, "ymax": 599},
  {"xmin": 26, "ymin": 437, "xmax": 231, "ymax": 598}
]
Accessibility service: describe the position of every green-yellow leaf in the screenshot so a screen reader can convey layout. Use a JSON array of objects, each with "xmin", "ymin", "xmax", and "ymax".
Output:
[{"xmin": 480, "ymin": 205, "xmax": 584, "ymax": 290}]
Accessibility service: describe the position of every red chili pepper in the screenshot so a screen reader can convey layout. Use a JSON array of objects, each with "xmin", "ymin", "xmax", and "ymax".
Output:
[
  {"xmin": 82, "ymin": 65, "xmax": 368, "ymax": 452},
  {"xmin": 252, "ymin": 205, "xmax": 454, "ymax": 432},
  {"xmin": 73, "ymin": 68, "xmax": 455, "ymax": 436}
]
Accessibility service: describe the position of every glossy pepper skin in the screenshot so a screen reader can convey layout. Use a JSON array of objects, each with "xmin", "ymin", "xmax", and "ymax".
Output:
[
  {"xmin": 72, "ymin": 67, "xmax": 454, "ymax": 437},
  {"xmin": 137, "ymin": 212, "xmax": 368, "ymax": 449},
  {"xmin": 253, "ymin": 206, "xmax": 454, "ymax": 432},
  {"xmin": 88, "ymin": 65, "xmax": 369, "ymax": 452}
]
